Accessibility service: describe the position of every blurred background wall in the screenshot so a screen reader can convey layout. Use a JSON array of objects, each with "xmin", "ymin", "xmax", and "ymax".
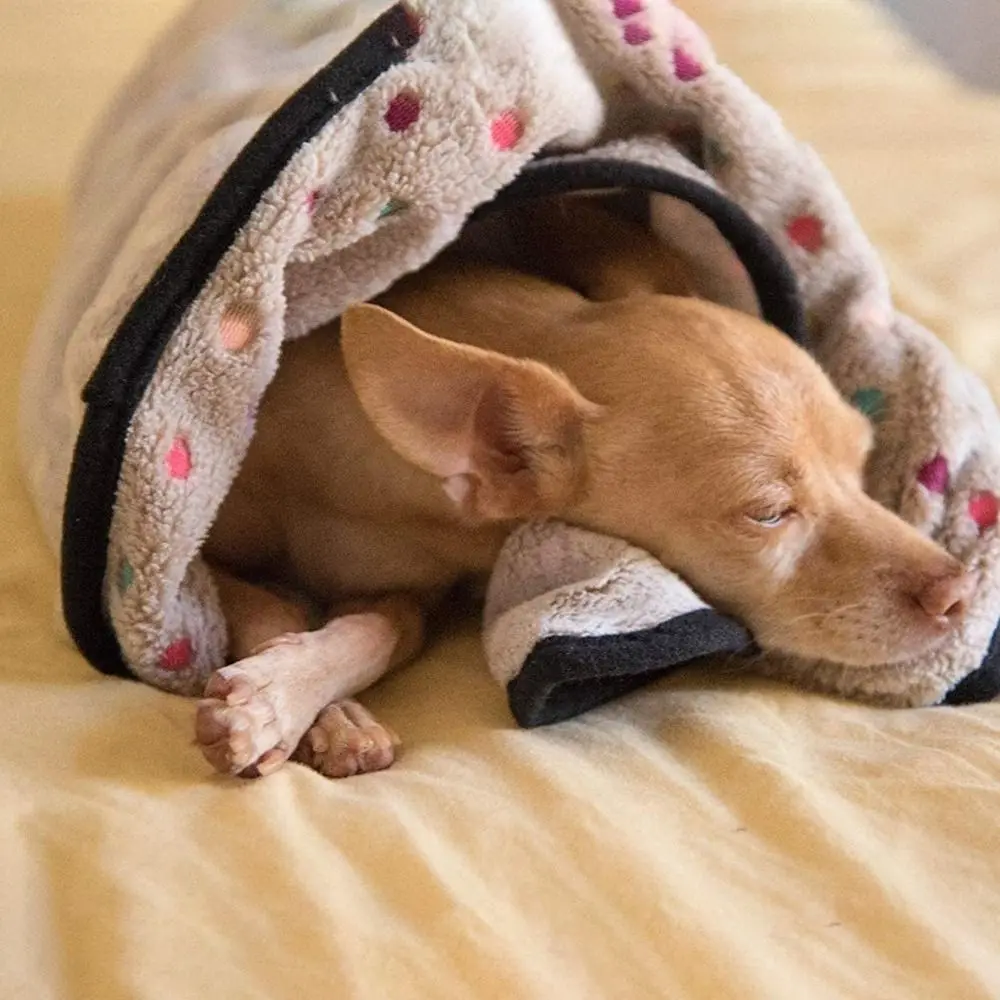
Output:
[{"xmin": 881, "ymin": 0, "xmax": 1000, "ymax": 89}]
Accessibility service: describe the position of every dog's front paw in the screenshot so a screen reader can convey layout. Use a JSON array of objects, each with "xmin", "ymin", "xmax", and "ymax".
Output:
[
  {"xmin": 293, "ymin": 699, "xmax": 400, "ymax": 778},
  {"xmin": 195, "ymin": 665, "xmax": 292, "ymax": 777}
]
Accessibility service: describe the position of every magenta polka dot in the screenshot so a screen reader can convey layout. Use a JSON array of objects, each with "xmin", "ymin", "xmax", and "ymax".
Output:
[
  {"xmin": 623, "ymin": 20, "xmax": 651, "ymax": 45},
  {"xmin": 166, "ymin": 436, "xmax": 192, "ymax": 480},
  {"xmin": 673, "ymin": 47, "xmax": 705, "ymax": 82},
  {"xmin": 385, "ymin": 92, "xmax": 421, "ymax": 132},
  {"xmin": 917, "ymin": 454, "xmax": 950, "ymax": 495},
  {"xmin": 160, "ymin": 638, "xmax": 193, "ymax": 672},
  {"xmin": 613, "ymin": 0, "xmax": 643, "ymax": 18},
  {"xmin": 490, "ymin": 110, "xmax": 524, "ymax": 151},
  {"xmin": 969, "ymin": 491, "xmax": 999, "ymax": 533},
  {"xmin": 787, "ymin": 214, "xmax": 825, "ymax": 254}
]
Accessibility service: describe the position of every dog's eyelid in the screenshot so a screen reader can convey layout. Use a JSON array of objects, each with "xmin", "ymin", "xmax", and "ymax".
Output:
[
  {"xmin": 743, "ymin": 505, "xmax": 797, "ymax": 531},
  {"xmin": 740, "ymin": 498, "xmax": 796, "ymax": 526}
]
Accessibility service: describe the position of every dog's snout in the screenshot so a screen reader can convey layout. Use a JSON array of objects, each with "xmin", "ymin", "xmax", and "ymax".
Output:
[{"xmin": 914, "ymin": 570, "xmax": 975, "ymax": 623}]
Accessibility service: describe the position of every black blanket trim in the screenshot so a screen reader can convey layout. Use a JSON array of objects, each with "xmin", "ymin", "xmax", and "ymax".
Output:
[
  {"xmin": 507, "ymin": 610, "xmax": 754, "ymax": 728},
  {"xmin": 61, "ymin": 4, "xmax": 419, "ymax": 677},
  {"xmin": 482, "ymin": 157, "xmax": 808, "ymax": 345},
  {"xmin": 944, "ymin": 624, "xmax": 1000, "ymax": 704}
]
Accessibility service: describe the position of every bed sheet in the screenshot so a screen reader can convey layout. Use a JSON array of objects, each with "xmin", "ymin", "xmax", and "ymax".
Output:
[{"xmin": 2, "ymin": 1, "xmax": 999, "ymax": 997}]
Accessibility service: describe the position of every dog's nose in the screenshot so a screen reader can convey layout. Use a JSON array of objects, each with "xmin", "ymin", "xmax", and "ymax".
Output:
[{"xmin": 915, "ymin": 571, "xmax": 976, "ymax": 622}]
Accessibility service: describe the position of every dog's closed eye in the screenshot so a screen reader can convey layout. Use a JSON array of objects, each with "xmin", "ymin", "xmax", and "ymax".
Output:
[{"xmin": 747, "ymin": 508, "xmax": 794, "ymax": 527}]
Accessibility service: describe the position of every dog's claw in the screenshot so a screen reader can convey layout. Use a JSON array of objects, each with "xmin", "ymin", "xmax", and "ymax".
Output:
[{"xmin": 253, "ymin": 746, "xmax": 289, "ymax": 777}]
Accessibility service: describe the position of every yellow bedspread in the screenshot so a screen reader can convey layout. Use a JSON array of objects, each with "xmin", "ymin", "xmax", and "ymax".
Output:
[{"xmin": 2, "ymin": 2, "xmax": 999, "ymax": 997}]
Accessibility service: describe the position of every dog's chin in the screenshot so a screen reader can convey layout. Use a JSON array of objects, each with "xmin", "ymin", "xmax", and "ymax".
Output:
[{"xmin": 755, "ymin": 627, "xmax": 951, "ymax": 670}]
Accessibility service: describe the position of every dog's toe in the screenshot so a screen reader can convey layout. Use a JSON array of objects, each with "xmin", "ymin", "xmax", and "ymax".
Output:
[
  {"xmin": 293, "ymin": 699, "xmax": 399, "ymax": 779},
  {"xmin": 195, "ymin": 667, "xmax": 290, "ymax": 776}
]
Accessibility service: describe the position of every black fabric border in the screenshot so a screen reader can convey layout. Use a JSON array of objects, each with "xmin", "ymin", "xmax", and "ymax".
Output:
[
  {"xmin": 61, "ymin": 4, "xmax": 419, "ymax": 677},
  {"xmin": 943, "ymin": 622, "xmax": 1000, "ymax": 704},
  {"xmin": 507, "ymin": 609, "xmax": 754, "ymax": 728},
  {"xmin": 481, "ymin": 157, "xmax": 808, "ymax": 345}
]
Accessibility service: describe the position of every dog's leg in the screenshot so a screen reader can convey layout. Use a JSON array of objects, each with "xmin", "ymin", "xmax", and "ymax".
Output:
[
  {"xmin": 291, "ymin": 593, "xmax": 425, "ymax": 779},
  {"xmin": 196, "ymin": 570, "xmax": 423, "ymax": 778}
]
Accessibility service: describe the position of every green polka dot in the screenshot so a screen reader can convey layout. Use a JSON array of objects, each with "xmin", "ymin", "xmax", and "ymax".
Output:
[
  {"xmin": 703, "ymin": 138, "xmax": 730, "ymax": 173},
  {"xmin": 377, "ymin": 198, "xmax": 409, "ymax": 220},
  {"xmin": 851, "ymin": 387, "xmax": 887, "ymax": 423},
  {"xmin": 117, "ymin": 559, "xmax": 134, "ymax": 594}
]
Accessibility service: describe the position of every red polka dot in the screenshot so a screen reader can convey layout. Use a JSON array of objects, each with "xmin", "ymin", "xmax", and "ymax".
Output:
[
  {"xmin": 166, "ymin": 436, "xmax": 192, "ymax": 480},
  {"xmin": 220, "ymin": 303, "xmax": 259, "ymax": 352},
  {"xmin": 673, "ymin": 47, "xmax": 705, "ymax": 81},
  {"xmin": 969, "ymin": 491, "xmax": 999, "ymax": 533},
  {"xmin": 787, "ymin": 214, "xmax": 825, "ymax": 253},
  {"xmin": 161, "ymin": 638, "xmax": 193, "ymax": 672},
  {"xmin": 490, "ymin": 110, "xmax": 524, "ymax": 151},
  {"xmin": 623, "ymin": 21, "xmax": 651, "ymax": 45},
  {"xmin": 385, "ymin": 92, "xmax": 421, "ymax": 132},
  {"xmin": 613, "ymin": 0, "xmax": 643, "ymax": 17},
  {"xmin": 917, "ymin": 454, "xmax": 950, "ymax": 495}
]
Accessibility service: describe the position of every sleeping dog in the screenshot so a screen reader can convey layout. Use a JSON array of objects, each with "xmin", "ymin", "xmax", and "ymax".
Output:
[{"xmin": 196, "ymin": 202, "xmax": 974, "ymax": 778}]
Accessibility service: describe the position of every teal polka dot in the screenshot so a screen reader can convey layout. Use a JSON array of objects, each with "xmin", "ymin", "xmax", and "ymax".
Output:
[
  {"xmin": 703, "ymin": 138, "xmax": 730, "ymax": 173},
  {"xmin": 117, "ymin": 559, "xmax": 134, "ymax": 594},
  {"xmin": 377, "ymin": 198, "xmax": 409, "ymax": 220},
  {"xmin": 851, "ymin": 387, "xmax": 886, "ymax": 423}
]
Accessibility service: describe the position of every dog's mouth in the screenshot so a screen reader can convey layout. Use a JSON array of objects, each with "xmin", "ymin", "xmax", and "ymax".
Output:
[{"xmin": 750, "ymin": 614, "xmax": 956, "ymax": 671}]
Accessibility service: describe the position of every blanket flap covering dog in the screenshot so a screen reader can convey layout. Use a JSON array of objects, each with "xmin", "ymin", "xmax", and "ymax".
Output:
[{"xmin": 21, "ymin": 0, "xmax": 1000, "ymax": 727}]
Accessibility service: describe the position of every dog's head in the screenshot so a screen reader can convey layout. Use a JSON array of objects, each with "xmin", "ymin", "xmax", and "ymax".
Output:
[{"xmin": 341, "ymin": 296, "xmax": 972, "ymax": 668}]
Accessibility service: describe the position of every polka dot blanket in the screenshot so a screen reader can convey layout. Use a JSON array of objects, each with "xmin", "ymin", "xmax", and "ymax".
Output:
[{"xmin": 20, "ymin": 0, "xmax": 1000, "ymax": 728}]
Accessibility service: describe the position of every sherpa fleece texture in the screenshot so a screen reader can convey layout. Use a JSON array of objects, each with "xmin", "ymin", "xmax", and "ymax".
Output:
[{"xmin": 20, "ymin": 0, "xmax": 1000, "ymax": 724}]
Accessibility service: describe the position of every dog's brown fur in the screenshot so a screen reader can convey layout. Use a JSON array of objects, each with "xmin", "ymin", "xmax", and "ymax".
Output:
[{"xmin": 196, "ymin": 203, "xmax": 973, "ymax": 779}]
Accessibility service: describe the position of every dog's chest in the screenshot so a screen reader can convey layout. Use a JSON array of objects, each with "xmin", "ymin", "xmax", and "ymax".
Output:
[{"xmin": 279, "ymin": 509, "xmax": 507, "ymax": 600}]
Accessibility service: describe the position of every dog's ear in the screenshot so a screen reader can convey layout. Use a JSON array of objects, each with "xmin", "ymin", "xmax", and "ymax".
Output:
[{"xmin": 340, "ymin": 303, "xmax": 600, "ymax": 520}]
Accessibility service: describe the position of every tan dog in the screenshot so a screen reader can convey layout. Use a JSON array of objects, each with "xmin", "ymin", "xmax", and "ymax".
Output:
[{"xmin": 196, "ymin": 203, "xmax": 974, "ymax": 779}]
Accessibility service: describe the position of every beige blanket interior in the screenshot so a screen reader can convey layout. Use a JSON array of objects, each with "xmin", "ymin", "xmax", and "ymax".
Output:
[{"xmin": 3, "ymin": 1, "xmax": 999, "ymax": 997}]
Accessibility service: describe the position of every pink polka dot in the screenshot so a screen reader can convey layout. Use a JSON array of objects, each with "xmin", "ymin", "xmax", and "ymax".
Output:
[
  {"xmin": 613, "ymin": 0, "xmax": 643, "ymax": 18},
  {"xmin": 623, "ymin": 20, "xmax": 652, "ymax": 45},
  {"xmin": 306, "ymin": 190, "xmax": 320, "ymax": 213},
  {"xmin": 160, "ymin": 637, "xmax": 193, "ymax": 672},
  {"xmin": 490, "ymin": 110, "xmax": 524, "ymax": 151},
  {"xmin": 384, "ymin": 92, "xmax": 421, "ymax": 132},
  {"xmin": 673, "ymin": 47, "xmax": 705, "ymax": 82},
  {"xmin": 917, "ymin": 454, "xmax": 950, "ymax": 495},
  {"xmin": 166, "ymin": 436, "xmax": 192, "ymax": 480},
  {"xmin": 219, "ymin": 303, "xmax": 259, "ymax": 352},
  {"xmin": 787, "ymin": 214, "xmax": 825, "ymax": 254},
  {"xmin": 969, "ymin": 491, "xmax": 999, "ymax": 534}
]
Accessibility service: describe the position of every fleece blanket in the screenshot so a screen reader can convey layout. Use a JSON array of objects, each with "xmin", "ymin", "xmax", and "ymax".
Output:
[{"xmin": 20, "ymin": 0, "xmax": 1000, "ymax": 727}]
